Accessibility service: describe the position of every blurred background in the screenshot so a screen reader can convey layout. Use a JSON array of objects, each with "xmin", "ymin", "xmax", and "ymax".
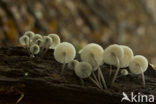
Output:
[{"xmin": 0, "ymin": 0, "xmax": 156, "ymax": 64}]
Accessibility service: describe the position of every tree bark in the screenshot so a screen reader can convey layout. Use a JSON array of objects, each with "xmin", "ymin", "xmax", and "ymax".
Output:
[{"xmin": 0, "ymin": 47, "xmax": 156, "ymax": 104}]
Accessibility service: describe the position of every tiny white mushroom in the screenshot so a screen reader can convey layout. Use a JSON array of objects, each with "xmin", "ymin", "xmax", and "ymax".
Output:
[
  {"xmin": 68, "ymin": 60, "xmax": 79, "ymax": 70},
  {"xmin": 40, "ymin": 36, "xmax": 53, "ymax": 57},
  {"xmin": 75, "ymin": 62, "xmax": 92, "ymax": 79},
  {"xmin": 103, "ymin": 44, "xmax": 124, "ymax": 85},
  {"xmin": 34, "ymin": 38, "xmax": 43, "ymax": 47},
  {"xmin": 74, "ymin": 62, "xmax": 102, "ymax": 89},
  {"xmin": 129, "ymin": 55, "xmax": 148, "ymax": 87},
  {"xmin": 120, "ymin": 45, "xmax": 134, "ymax": 68},
  {"xmin": 48, "ymin": 34, "xmax": 61, "ymax": 49},
  {"xmin": 19, "ymin": 35, "xmax": 29, "ymax": 47},
  {"xmin": 24, "ymin": 31, "xmax": 35, "ymax": 48},
  {"xmin": 32, "ymin": 34, "xmax": 42, "ymax": 43},
  {"xmin": 54, "ymin": 42, "xmax": 76, "ymax": 74},
  {"xmin": 80, "ymin": 43, "xmax": 107, "ymax": 89},
  {"xmin": 24, "ymin": 31, "xmax": 35, "ymax": 40},
  {"xmin": 120, "ymin": 69, "xmax": 129, "ymax": 76},
  {"xmin": 30, "ymin": 44, "xmax": 40, "ymax": 57}
]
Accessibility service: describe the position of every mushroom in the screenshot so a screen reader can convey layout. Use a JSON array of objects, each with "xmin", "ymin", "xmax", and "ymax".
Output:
[
  {"xmin": 19, "ymin": 35, "xmax": 30, "ymax": 53},
  {"xmin": 34, "ymin": 38, "xmax": 43, "ymax": 47},
  {"xmin": 24, "ymin": 31, "xmax": 35, "ymax": 47},
  {"xmin": 19, "ymin": 35, "xmax": 29, "ymax": 47},
  {"xmin": 129, "ymin": 55, "xmax": 148, "ymax": 87},
  {"xmin": 120, "ymin": 69, "xmax": 129, "ymax": 76},
  {"xmin": 24, "ymin": 31, "xmax": 35, "ymax": 39},
  {"xmin": 79, "ymin": 43, "xmax": 107, "ymax": 89},
  {"xmin": 48, "ymin": 34, "xmax": 60, "ymax": 49},
  {"xmin": 24, "ymin": 31, "xmax": 35, "ymax": 46},
  {"xmin": 32, "ymin": 34, "xmax": 42, "ymax": 43},
  {"xmin": 74, "ymin": 62, "xmax": 102, "ymax": 89},
  {"xmin": 40, "ymin": 36, "xmax": 53, "ymax": 57},
  {"xmin": 67, "ymin": 60, "xmax": 79, "ymax": 70},
  {"xmin": 120, "ymin": 45, "xmax": 134, "ymax": 68},
  {"xmin": 103, "ymin": 44, "xmax": 124, "ymax": 85},
  {"xmin": 30, "ymin": 44, "xmax": 40, "ymax": 57},
  {"xmin": 54, "ymin": 42, "xmax": 76, "ymax": 74}
]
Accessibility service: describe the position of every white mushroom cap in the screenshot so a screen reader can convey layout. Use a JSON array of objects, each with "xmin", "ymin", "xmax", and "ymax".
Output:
[
  {"xmin": 41, "ymin": 36, "xmax": 53, "ymax": 48},
  {"xmin": 80, "ymin": 43, "xmax": 104, "ymax": 70},
  {"xmin": 54, "ymin": 42, "xmax": 76, "ymax": 63},
  {"xmin": 120, "ymin": 45, "xmax": 134, "ymax": 68},
  {"xmin": 30, "ymin": 44, "xmax": 40, "ymax": 55},
  {"xmin": 68, "ymin": 60, "xmax": 79, "ymax": 70},
  {"xmin": 19, "ymin": 35, "xmax": 29, "ymax": 46},
  {"xmin": 129, "ymin": 55, "xmax": 148, "ymax": 74},
  {"xmin": 74, "ymin": 62, "xmax": 93, "ymax": 79},
  {"xmin": 34, "ymin": 39, "xmax": 43, "ymax": 47},
  {"xmin": 32, "ymin": 34, "xmax": 42, "ymax": 43},
  {"xmin": 48, "ymin": 34, "xmax": 60, "ymax": 49},
  {"xmin": 103, "ymin": 44, "xmax": 124, "ymax": 66},
  {"xmin": 120, "ymin": 69, "xmax": 129, "ymax": 76},
  {"xmin": 24, "ymin": 31, "xmax": 35, "ymax": 39}
]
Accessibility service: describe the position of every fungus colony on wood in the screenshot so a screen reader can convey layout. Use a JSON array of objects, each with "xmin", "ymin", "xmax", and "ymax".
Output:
[{"xmin": 19, "ymin": 31, "xmax": 149, "ymax": 89}]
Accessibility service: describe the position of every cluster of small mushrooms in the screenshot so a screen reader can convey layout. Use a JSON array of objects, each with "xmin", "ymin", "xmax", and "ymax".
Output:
[{"xmin": 19, "ymin": 31, "xmax": 148, "ymax": 89}]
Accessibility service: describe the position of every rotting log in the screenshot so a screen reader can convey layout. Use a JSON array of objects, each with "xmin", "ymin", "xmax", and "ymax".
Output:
[{"xmin": 0, "ymin": 47, "xmax": 156, "ymax": 104}]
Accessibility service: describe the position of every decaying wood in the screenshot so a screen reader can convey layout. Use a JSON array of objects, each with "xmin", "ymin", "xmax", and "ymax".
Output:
[{"xmin": 0, "ymin": 47, "xmax": 156, "ymax": 104}]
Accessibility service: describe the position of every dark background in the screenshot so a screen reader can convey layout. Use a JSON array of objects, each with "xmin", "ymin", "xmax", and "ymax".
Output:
[{"xmin": 0, "ymin": 0, "xmax": 156, "ymax": 64}]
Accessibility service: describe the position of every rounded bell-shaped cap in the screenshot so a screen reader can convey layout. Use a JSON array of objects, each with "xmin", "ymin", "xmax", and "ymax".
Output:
[
  {"xmin": 129, "ymin": 55, "xmax": 148, "ymax": 74},
  {"xmin": 120, "ymin": 45, "xmax": 134, "ymax": 68},
  {"xmin": 80, "ymin": 43, "xmax": 104, "ymax": 70},
  {"xmin": 48, "ymin": 34, "xmax": 60, "ymax": 49},
  {"xmin": 24, "ymin": 31, "xmax": 35, "ymax": 39},
  {"xmin": 68, "ymin": 60, "xmax": 79, "ymax": 70},
  {"xmin": 32, "ymin": 34, "xmax": 42, "ymax": 43},
  {"xmin": 120, "ymin": 69, "xmax": 129, "ymax": 76},
  {"xmin": 54, "ymin": 42, "xmax": 76, "ymax": 63},
  {"xmin": 30, "ymin": 44, "xmax": 40, "ymax": 55},
  {"xmin": 103, "ymin": 44, "xmax": 124, "ymax": 66},
  {"xmin": 74, "ymin": 62, "xmax": 93, "ymax": 79},
  {"xmin": 41, "ymin": 36, "xmax": 53, "ymax": 48},
  {"xmin": 19, "ymin": 35, "xmax": 29, "ymax": 46}
]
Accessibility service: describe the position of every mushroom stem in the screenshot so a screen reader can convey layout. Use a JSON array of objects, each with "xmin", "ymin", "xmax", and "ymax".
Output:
[
  {"xmin": 109, "ymin": 65, "xmax": 112, "ymax": 78},
  {"xmin": 89, "ymin": 76, "xmax": 103, "ymax": 90},
  {"xmin": 25, "ymin": 41, "xmax": 30, "ymax": 55},
  {"xmin": 92, "ymin": 72, "xmax": 103, "ymax": 88},
  {"xmin": 61, "ymin": 53, "xmax": 66, "ymax": 74},
  {"xmin": 41, "ymin": 46, "xmax": 49, "ymax": 58},
  {"xmin": 91, "ymin": 55, "xmax": 107, "ymax": 89},
  {"xmin": 80, "ymin": 78, "xmax": 85, "ymax": 87},
  {"xmin": 39, "ymin": 47, "xmax": 44, "ymax": 56},
  {"xmin": 140, "ymin": 66, "xmax": 145, "ymax": 87},
  {"xmin": 98, "ymin": 67, "xmax": 107, "ymax": 89},
  {"xmin": 111, "ymin": 55, "xmax": 120, "ymax": 85},
  {"xmin": 97, "ymin": 68, "xmax": 102, "ymax": 87}
]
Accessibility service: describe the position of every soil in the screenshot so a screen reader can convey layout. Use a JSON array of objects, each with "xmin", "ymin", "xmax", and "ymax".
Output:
[{"xmin": 0, "ymin": 47, "xmax": 156, "ymax": 104}]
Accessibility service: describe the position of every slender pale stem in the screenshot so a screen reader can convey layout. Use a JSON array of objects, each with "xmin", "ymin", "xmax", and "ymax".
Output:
[
  {"xmin": 98, "ymin": 67, "xmax": 107, "ymax": 89},
  {"xmin": 109, "ymin": 65, "xmax": 112, "ymax": 78},
  {"xmin": 39, "ymin": 46, "xmax": 44, "ymax": 56},
  {"xmin": 92, "ymin": 72, "xmax": 102, "ymax": 88},
  {"xmin": 80, "ymin": 78, "xmax": 85, "ymax": 87},
  {"xmin": 41, "ymin": 46, "xmax": 49, "ymax": 58},
  {"xmin": 139, "ymin": 66, "xmax": 145, "ymax": 87},
  {"xmin": 111, "ymin": 55, "xmax": 120, "ymax": 85},
  {"xmin": 89, "ymin": 76, "xmax": 102, "ymax": 90},
  {"xmin": 91, "ymin": 54, "xmax": 107, "ymax": 89},
  {"xmin": 97, "ymin": 69, "xmax": 102, "ymax": 87},
  {"xmin": 61, "ymin": 53, "xmax": 66, "ymax": 74}
]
